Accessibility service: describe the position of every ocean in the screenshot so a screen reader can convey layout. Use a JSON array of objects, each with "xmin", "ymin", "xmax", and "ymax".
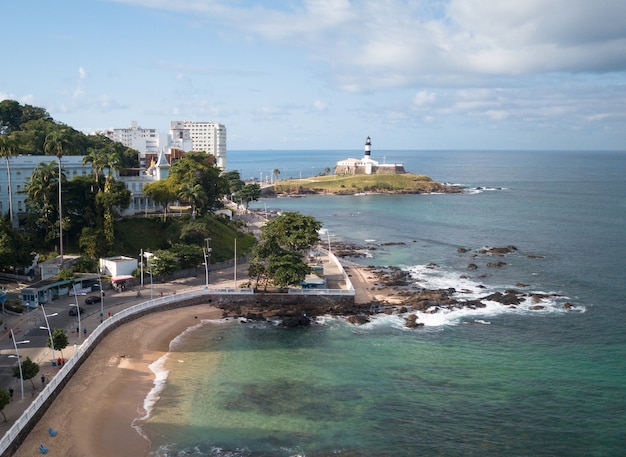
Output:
[{"xmin": 140, "ymin": 150, "xmax": 626, "ymax": 456}]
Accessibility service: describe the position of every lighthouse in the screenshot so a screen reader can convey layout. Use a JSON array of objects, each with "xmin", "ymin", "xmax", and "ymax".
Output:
[{"xmin": 364, "ymin": 136, "xmax": 372, "ymax": 160}]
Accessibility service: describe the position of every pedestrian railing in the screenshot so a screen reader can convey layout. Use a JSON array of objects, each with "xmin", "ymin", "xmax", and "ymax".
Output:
[{"xmin": 0, "ymin": 253, "xmax": 354, "ymax": 455}]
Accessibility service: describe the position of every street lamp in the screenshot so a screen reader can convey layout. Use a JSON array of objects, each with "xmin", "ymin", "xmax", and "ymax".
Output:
[
  {"xmin": 98, "ymin": 275, "xmax": 104, "ymax": 323},
  {"xmin": 40, "ymin": 304, "xmax": 58, "ymax": 364},
  {"xmin": 204, "ymin": 238, "xmax": 212, "ymax": 288},
  {"xmin": 9, "ymin": 329, "xmax": 30, "ymax": 400},
  {"xmin": 58, "ymin": 154, "xmax": 63, "ymax": 263},
  {"xmin": 71, "ymin": 284, "xmax": 81, "ymax": 339}
]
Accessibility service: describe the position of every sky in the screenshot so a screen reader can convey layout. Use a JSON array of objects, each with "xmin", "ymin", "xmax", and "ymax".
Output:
[{"xmin": 1, "ymin": 0, "xmax": 625, "ymax": 151}]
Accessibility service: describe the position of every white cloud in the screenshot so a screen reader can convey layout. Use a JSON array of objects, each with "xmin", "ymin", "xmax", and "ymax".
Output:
[
  {"xmin": 413, "ymin": 90, "xmax": 436, "ymax": 107},
  {"xmin": 313, "ymin": 100, "xmax": 327, "ymax": 111},
  {"xmin": 78, "ymin": 66, "xmax": 88, "ymax": 79}
]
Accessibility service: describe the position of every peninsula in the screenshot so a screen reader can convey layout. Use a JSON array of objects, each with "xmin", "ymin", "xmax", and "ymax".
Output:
[
  {"xmin": 263, "ymin": 137, "xmax": 463, "ymax": 196},
  {"xmin": 263, "ymin": 173, "xmax": 462, "ymax": 196}
]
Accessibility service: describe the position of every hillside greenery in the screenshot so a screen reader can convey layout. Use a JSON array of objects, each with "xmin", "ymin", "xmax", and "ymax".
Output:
[
  {"xmin": 0, "ymin": 100, "xmax": 256, "ymax": 276},
  {"xmin": 269, "ymin": 173, "xmax": 450, "ymax": 195}
]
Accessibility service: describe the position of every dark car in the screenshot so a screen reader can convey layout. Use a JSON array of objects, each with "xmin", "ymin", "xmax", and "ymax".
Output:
[
  {"xmin": 85, "ymin": 295, "xmax": 101, "ymax": 304},
  {"xmin": 69, "ymin": 307, "xmax": 85, "ymax": 316}
]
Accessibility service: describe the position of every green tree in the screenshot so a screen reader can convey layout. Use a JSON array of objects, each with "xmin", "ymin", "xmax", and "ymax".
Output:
[
  {"xmin": 148, "ymin": 250, "xmax": 179, "ymax": 280},
  {"xmin": 0, "ymin": 100, "xmax": 24, "ymax": 135},
  {"xmin": 48, "ymin": 328, "xmax": 69, "ymax": 361},
  {"xmin": 178, "ymin": 182, "xmax": 207, "ymax": 216},
  {"xmin": 262, "ymin": 211, "xmax": 321, "ymax": 252},
  {"xmin": 222, "ymin": 170, "xmax": 245, "ymax": 196},
  {"xmin": 249, "ymin": 212, "xmax": 321, "ymax": 289},
  {"xmin": 267, "ymin": 250, "xmax": 311, "ymax": 288},
  {"xmin": 272, "ymin": 168, "xmax": 280, "ymax": 183},
  {"xmin": 97, "ymin": 177, "xmax": 131, "ymax": 248},
  {"xmin": 143, "ymin": 180, "xmax": 178, "ymax": 221},
  {"xmin": 0, "ymin": 389, "xmax": 10, "ymax": 421},
  {"xmin": 22, "ymin": 160, "xmax": 62, "ymax": 244},
  {"xmin": 44, "ymin": 129, "xmax": 75, "ymax": 259},
  {"xmin": 0, "ymin": 134, "xmax": 19, "ymax": 224},
  {"xmin": 236, "ymin": 183, "xmax": 261, "ymax": 209},
  {"xmin": 170, "ymin": 243, "xmax": 203, "ymax": 269},
  {"xmin": 12, "ymin": 356, "xmax": 39, "ymax": 389},
  {"xmin": 79, "ymin": 226, "xmax": 108, "ymax": 259},
  {"xmin": 0, "ymin": 216, "xmax": 34, "ymax": 272},
  {"xmin": 83, "ymin": 147, "xmax": 109, "ymax": 181},
  {"xmin": 169, "ymin": 153, "xmax": 229, "ymax": 213}
]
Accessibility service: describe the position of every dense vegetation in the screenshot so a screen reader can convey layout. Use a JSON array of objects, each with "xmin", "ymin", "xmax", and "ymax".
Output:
[{"xmin": 0, "ymin": 100, "xmax": 257, "ymax": 277}]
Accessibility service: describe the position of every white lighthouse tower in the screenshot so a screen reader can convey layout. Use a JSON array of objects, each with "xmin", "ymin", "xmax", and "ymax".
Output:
[{"xmin": 364, "ymin": 136, "xmax": 372, "ymax": 160}]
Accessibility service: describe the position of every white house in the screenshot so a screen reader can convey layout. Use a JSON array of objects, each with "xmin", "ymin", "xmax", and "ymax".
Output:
[{"xmin": 99, "ymin": 256, "xmax": 138, "ymax": 277}]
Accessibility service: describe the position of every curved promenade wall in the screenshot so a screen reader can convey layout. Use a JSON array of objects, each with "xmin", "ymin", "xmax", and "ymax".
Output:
[{"xmin": 0, "ymin": 279, "xmax": 355, "ymax": 456}]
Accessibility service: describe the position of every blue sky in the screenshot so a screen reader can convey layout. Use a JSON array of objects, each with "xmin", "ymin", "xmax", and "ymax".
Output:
[{"xmin": 2, "ymin": 0, "xmax": 625, "ymax": 150}]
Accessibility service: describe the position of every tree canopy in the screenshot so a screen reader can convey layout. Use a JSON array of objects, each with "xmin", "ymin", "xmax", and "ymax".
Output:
[
  {"xmin": 47, "ymin": 328, "xmax": 69, "ymax": 361},
  {"xmin": 249, "ymin": 211, "xmax": 321, "ymax": 289},
  {"xmin": 12, "ymin": 356, "xmax": 39, "ymax": 389}
]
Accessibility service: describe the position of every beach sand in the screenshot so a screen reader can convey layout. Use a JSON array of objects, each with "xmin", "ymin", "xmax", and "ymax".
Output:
[{"xmin": 12, "ymin": 304, "xmax": 222, "ymax": 457}]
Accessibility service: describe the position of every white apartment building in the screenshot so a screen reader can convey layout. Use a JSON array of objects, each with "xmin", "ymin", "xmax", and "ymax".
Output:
[
  {"xmin": 169, "ymin": 120, "xmax": 227, "ymax": 169},
  {"xmin": 0, "ymin": 155, "xmax": 93, "ymax": 224},
  {"xmin": 103, "ymin": 121, "xmax": 160, "ymax": 166},
  {"xmin": 0, "ymin": 154, "xmax": 169, "ymax": 224}
]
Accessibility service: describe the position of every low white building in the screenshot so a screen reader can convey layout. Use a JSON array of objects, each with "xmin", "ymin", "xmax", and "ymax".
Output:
[{"xmin": 99, "ymin": 256, "xmax": 138, "ymax": 277}]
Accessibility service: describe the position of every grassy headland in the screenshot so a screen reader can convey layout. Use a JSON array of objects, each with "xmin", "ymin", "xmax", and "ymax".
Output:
[{"xmin": 264, "ymin": 173, "xmax": 462, "ymax": 196}]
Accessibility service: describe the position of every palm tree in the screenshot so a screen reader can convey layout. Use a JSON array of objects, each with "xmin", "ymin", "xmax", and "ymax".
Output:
[
  {"xmin": 0, "ymin": 135, "xmax": 18, "ymax": 225},
  {"xmin": 82, "ymin": 147, "xmax": 108, "ymax": 182},
  {"xmin": 178, "ymin": 182, "xmax": 207, "ymax": 217},
  {"xmin": 103, "ymin": 149, "xmax": 124, "ymax": 178},
  {"xmin": 23, "ymin": 161, "xmax": 62, "ymax": 239},
  {"xmin": 44, "ymin": 129, "xmax": 74, "ymax": 262},
  {"xmin": 272, "ymin": 168, "xmax": 280, "ymax": 184}
]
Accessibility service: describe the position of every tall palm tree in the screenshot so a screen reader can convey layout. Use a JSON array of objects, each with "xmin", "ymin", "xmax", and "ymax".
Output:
[
  {"xmin": 82, "ymin": 147, "xmax": 108, "ymax": 182},
  {"xmin": 23, "ymin": 161, "xmax": 62, "ymax": 238},
  {"xmin": 44, "ymin": 129, "xmax": 74, "ymax": 262},
  {"xmin": 0, "ymin": 135, "xmax": 18, "ymax": 225},
  {"xmin": 178, "ymin": 182, "xmax": 207, "ymax": 217},
  {"xmin": 103, "ymin": 149, "xmax": 124, "ymax": 179},
  {"xmin": 273, "ymin": 168, "xmax": 280, "ymax": 184}
]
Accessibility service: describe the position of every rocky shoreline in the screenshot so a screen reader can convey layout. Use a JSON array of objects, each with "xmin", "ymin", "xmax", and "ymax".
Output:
[{"xmin": 217, "ymin": 242, "xmax": 576, "ymax": 329}]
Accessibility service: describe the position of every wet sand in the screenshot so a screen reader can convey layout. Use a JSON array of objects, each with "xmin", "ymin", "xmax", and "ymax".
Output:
[{"xmin": 12, "ymin": 304, "xmax": 222, "ymax": 457}]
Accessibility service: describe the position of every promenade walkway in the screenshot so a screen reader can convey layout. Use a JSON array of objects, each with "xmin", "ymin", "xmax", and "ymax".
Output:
[{"xmin": 0, "ymin": 247, "xmax": 354, "ymax": 448}]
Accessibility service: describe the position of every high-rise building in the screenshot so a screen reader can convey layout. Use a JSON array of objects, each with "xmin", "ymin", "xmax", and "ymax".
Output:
[
  {"xmin": 103, "ymin": 121, "xmax": 160, "ymax": 156},
  {"xmin": 169, "ymin": 120, "xmax": 227, "ymax": 169}
]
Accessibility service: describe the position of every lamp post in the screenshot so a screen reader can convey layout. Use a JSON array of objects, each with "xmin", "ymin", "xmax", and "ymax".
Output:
[
  {"xmin": 204, "ymin": 238, "xmax": 212, "ymax": 287},
  {"xmin": 58, "ymin": 154, "xmax": 63, "ymax": 264},
  {"xmin": 40, "ymin": 304, "xmax": 58, "ymax": 364},
  {"xmin": 10, "ymin": 329, "xmax": 30, "ymax": 400},
  {"xmin": 72, "ymin": 284, "xmax": 81, "ymax": 339},
  {"xmin": 98, "ymin": 275, "xmax": 104, "ymax": 323}
]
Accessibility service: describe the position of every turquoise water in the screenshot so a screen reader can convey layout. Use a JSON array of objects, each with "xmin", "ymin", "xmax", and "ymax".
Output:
[{"xmin": 142, "ymin": 150, "xmax": 626, "ymax": 456}]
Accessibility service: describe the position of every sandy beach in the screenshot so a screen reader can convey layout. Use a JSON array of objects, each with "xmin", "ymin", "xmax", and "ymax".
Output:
[
  {"xmin": 10, "ymin": 264, "xmax": 383, "ymax": 457},
  {"xmin": 12, "ymin": 304, "xmax": 223, "ymax": 457}
]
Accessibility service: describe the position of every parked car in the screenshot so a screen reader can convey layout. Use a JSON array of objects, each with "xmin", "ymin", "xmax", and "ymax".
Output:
[
  {"xmin": 69, "ymin": 307, "xmax": 85, "ymax": 316},
  {"xmin": 85, "ymin": 295, "xmax": 101, "ymax": 304}
]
